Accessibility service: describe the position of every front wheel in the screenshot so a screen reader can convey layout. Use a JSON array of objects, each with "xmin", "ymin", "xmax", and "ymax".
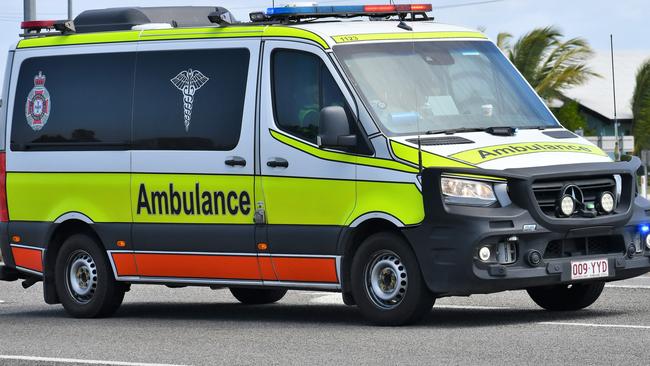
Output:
[
  {"xmin": 229, "ymin": 288, "xmax": 287, "ymax": 304},
  {"xmin": 350, "ymin": 232, "xmax": 435, "ymax": 326},
  {"xmin": 55, "ymin": 234, "xmax": 125, "ymax": 318},
  {"xmin": 527, "ymin": 282, "xmax": 605, "ymax": 311}
]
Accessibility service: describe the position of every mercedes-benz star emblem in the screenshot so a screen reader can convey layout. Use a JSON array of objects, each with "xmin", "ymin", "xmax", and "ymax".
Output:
[{"xmin": 562, "ymin": 184, "xmax": 584, "ymax": 204}]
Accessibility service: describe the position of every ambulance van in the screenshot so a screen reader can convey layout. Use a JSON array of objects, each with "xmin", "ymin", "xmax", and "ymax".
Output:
[{"xmin": 1, "ymin": 4, "xmax": 649, "ymax": 325}]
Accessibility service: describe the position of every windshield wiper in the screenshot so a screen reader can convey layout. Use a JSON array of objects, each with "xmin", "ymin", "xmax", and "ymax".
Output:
[
  {"xmin": 518, "ymin": 125, "xmax": 550, "ymax": 130},
  {"xmin": 425, "ymin": 127, "xmax": 486, "ymax": 135},
  {"xmin": 425, "ymin": 126, "xmax": 517, "ymax": 136}
]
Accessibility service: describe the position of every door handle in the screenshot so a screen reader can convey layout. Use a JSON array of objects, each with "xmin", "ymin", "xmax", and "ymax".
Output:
[
  {"xmin": 225, "ymin": 156, "xmax": 246, "ymax": 167},
  {"xmin": 266, "ymin": 158, "xmax": 289, "ymax": 168}
]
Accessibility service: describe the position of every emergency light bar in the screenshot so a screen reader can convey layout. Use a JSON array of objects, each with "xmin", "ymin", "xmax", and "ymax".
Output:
[
  {"xmin": 20, "ymin": 20, "xmax": 75, "ymax": 37},
  {"xmin": 251, "ymin": 3, "xmax": 432, "ymax": 22}
]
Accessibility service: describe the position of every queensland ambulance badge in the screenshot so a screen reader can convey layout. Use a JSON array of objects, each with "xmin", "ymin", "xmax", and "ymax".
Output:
[
  {"xmin": 170, "ymin": 69, "xmax": 209, "ymax": 132},
  {"xmin": 25, "ymin": 71, "xmax": 51, "ymax": 131}
]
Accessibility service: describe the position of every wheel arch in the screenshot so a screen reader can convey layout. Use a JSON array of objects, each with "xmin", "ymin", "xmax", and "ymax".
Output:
[
  {"xmin": 339, "ymin": 216, "xmax": 410, "ymax": 294},
  {"xmin": 42, "ymin": 216, "xmax": 105, "ymax": 304}
]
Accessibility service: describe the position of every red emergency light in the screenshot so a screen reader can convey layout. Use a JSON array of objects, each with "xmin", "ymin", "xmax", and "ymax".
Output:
[
  {"xmin": 20, "ymin": 20, "xmax": 75, "ymax": 37},
  {"xmin": 364, "ymin": 4, "xmax": 433, "ymax": 13}
]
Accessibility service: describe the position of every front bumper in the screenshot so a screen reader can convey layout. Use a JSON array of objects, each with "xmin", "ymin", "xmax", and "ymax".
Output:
[{"xmin": 404, "ymin": 157, "xmax": 650, "ymax": 296}]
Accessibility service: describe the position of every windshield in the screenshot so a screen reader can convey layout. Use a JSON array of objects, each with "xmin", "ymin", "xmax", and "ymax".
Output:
[{"xmin": 333, "ymin": 40, "xmax": 559, "ymax": 135}]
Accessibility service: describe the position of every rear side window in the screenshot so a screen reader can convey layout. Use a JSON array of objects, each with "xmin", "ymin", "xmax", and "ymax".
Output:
[
  {"xmin": 272, "ymin": 49, "xmax": 349, "ymax": 144},
  {"xmin": 11, "ymin": 52, "xmax": 134, "ymax": 151},
  {"xmin": 132, "ymin": 48, "xmax": 249, "ymax": 150}
]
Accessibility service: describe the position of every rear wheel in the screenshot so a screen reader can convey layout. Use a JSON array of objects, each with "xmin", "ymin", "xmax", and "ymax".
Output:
[
  {"xmin": 55, "ymin": 233, "xmax": 125, "ymax": 318},
  {"xmin": 527, "ymin": 282, "xmax": 605, "ymax": 311},
  {"xmin": 350, "ymin": 232, "xmax": 435, "ymax": 326},
  {"xmin": 229, "ymin": 288, "xmax": 287, "ymax": 304}
]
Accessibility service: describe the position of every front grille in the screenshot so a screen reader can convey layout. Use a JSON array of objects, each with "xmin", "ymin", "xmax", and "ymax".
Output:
[
  {"xmin": 544, "ymin": 236, "xmax": 625, "ymax": 259},
  {"xmin": 532, "ymin": 176, "xmax": 617, "ymax": 217}
]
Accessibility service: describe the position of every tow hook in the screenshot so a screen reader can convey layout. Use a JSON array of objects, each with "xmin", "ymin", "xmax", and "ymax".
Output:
[{"xmin": 21, "ymin": 276, "xmax": 40, "ymax": 289}]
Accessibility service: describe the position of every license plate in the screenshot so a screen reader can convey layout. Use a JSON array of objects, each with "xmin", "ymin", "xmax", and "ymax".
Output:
[{"xmin": 570, "ymin": 258, "xmax": 609, "ymax": 280}]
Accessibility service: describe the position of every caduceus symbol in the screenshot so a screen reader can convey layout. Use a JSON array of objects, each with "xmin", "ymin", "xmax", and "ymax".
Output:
[{"xmin": 170, "ymin": 69, "xmax": 210, "ymax": 131}]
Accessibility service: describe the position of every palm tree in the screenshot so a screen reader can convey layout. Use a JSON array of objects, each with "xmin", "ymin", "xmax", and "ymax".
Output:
[
  {"xmin": 497, "ymin": 27, "xmax": 598, "ymax": 102},
  {"xmin": 632, "ymin": 59, "xmax": 650, "ymax": 152}
]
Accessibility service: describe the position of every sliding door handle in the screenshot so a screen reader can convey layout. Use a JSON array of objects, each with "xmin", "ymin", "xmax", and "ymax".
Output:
[{"xmin": 225, "ymin": 156, "xmax": 246, "ymax": 167}]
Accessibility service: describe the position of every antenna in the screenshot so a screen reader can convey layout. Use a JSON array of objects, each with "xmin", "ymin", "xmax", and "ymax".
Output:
[
  {"xmin": 610, "ymin": 34, "xmax": 620, "ymax": 160},
  {"xmin": 412, "ymin": 41, "xmax": 423, "ymax": 174},
  {"xmin": 417, "ymin": 134, "xmax": 423, "ymax": 173}
]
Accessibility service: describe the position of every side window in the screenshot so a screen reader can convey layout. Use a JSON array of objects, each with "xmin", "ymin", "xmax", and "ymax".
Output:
[
  {"xmin": 272, "ymin": 49, "xmax": 349, "ymax": 144},
  {"xmin": 133, "ymin": 48, "xmax": 249, "ymax": 150},
  {"xmin": 11, "ymin": 53, "xmax": 134, "ymax": 151}
]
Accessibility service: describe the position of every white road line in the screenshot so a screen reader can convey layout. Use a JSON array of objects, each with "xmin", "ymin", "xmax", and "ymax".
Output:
[
  {"xmin": 0, "ymin": 355, "xmax": 189, "ymax": 366},
  {"xmin": 309, "ymin": 294, "xmax": 512, "ymax": 310},
  {"xmin": 539, "ymin": 322, "xmax": 650, "ymax": 330},
  {"xmin": 435, "ymin": 304, "xmax": 512, "ymax": 310},
  {"xmin": 606, "ymin": 284, "xmax": 650, "ymax": 289}
]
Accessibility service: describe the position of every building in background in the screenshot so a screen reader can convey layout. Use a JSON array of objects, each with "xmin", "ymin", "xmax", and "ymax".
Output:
[{"xmin": 563, "ymin": 50, "xmax": 648, "ymax": 156}]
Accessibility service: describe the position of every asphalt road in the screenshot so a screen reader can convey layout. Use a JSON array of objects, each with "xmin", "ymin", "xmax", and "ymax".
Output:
[{"xmin": 1, "ymin": 275, "xmax": 650, "ymax": 366}]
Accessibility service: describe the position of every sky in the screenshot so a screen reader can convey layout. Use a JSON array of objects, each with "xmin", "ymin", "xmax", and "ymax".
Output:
[{"xmin": 0, "ymin": 0, "xmax": 649, "ymax": 89}]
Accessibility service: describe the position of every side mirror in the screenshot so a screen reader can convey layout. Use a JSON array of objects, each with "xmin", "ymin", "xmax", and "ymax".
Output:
[{"xmin": 317, "ymin": 106, "xmax": 357, "ymax": 148}]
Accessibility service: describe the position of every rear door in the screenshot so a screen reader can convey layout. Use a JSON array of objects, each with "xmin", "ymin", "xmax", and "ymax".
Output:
[
  {"xmin": 127, "ymin": 39, "xmax": 261, "ymax": 284},
  {"xmin": 6, "ymin": 45, "xmax": 136, "ymax": 276}
]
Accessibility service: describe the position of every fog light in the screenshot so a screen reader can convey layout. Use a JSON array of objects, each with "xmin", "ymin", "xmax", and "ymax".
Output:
[
  {"xmin": 597, "ymin": 191, "xmax": 615, "ymax": 214},
  {"xmin": 557, "ymin": 195, "xmax": 575, "ymax": 217},
  {"xmin": 645, "ymin": 235, "xmax": 650, "ymax": 249},
  {"xmin": 479, "ymin": 246, "xmax": 491, "ymax": 261}
]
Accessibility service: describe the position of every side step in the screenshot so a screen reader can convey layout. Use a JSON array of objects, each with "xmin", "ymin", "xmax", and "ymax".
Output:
[{"xmin": 0, "ymin": 265, "xmax": 20, "ymax": 282}]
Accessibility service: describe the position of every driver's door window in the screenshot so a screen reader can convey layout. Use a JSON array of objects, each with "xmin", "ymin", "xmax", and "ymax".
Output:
[{"xmin": 272, "ymin": 49, "xmax": 348, "ymax": 144}]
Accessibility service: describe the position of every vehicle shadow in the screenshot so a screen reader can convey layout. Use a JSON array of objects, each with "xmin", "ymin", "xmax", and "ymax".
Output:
[{"xmin": 1, "ymin": 301, "xmax": 624, "ymax": 328}]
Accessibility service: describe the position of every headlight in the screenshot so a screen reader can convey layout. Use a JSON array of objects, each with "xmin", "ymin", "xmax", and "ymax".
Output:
[{"xmin": 441, "ymin": 177, "xmax": 497, "ymax": 206}]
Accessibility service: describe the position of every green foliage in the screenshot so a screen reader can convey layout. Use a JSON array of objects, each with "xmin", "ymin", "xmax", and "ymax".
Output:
[
  {"xmin": 553, "ymin": 100, "xmax": 589, "ymax": 133},
  {"xmin": 632, "ymin": 59, "xmax": 650, "ymax": 153},
  {"xmin": 497, "ymin": 27, "xmax": 599, "ymax": 101}
]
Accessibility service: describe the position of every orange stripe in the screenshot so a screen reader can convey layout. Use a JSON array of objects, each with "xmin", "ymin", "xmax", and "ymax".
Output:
[
  {"xmin": 134, "ymin": 253, "xmax": 261, "ymax": 280},
  {"xmin": 11, "ymin": 247, "xmax": 43, "ymax": 272},
  {"xmin": 258, "ymin": 256, "xmax": 277, "ymax": 280},
  {"xmin": 272, "ymin": 257, "xmax": 338, "ymax": 283},
  {"xmin": 111, "ymin": 253, "xmax": 138, "ymax": 276}
]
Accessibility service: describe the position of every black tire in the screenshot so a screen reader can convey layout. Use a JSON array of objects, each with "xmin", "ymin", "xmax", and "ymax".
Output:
[
  {"xmin": 350, "ymin": 232, "xmax": 435, "ymax": 326},
  {"xmin": 55, "ymin": 233, "xmax": 125, "ymax": 318},
  {"xmin": 527, "ymin": 282, "xmax": 605, "ymax": 311},
  {"xmin": 229, "ymin": 288, "xmax": 287, "ymax": 304}
]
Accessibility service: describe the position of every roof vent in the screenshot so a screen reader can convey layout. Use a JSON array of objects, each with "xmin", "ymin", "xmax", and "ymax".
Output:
[{"xmin": 74, "ymin": 6, "xmax": 235, "ymax": 33}]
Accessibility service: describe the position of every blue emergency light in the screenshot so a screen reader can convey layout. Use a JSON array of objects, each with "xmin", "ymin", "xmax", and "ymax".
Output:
[{"xmin": 255, "ymin": 4, "xmax": 433, "ymax": 21}]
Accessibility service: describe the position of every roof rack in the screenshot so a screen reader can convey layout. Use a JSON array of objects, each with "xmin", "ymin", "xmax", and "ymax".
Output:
[
  {"xmin": 250, "ymin": 4, "xmax": 433, "ymax": 23},
  {"xmin": 18, "ymin": 6, "xmax": 238, "ymax": 38},
  {"xmin": 74, "ymin": 6, "xmax": 236, "ymax": 33}
]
